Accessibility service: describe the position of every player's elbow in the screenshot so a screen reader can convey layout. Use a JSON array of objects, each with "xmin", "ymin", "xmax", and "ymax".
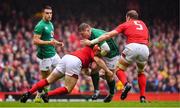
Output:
[{"xmin": 33, "ymin": 39, "xmax": 40, "ymax": 45}]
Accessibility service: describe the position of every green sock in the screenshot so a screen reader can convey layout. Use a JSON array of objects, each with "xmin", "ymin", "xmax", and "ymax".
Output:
[
  {"xmin": 91, "ymin": 72, "xmax": 99, "ymax": 91},
  {"xmin": 107, "ymin": 80, "xmax": 115, "ymax": 95}
]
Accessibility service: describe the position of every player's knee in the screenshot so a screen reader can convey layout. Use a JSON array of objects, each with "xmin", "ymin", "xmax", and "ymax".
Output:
[
  {"xmin": 137, "ymin": 66, "xmax": 145, "ymax": 74},
  {"xmin": 105, "ymin": 74, "xmax": 114, "ymax": 82},
  {"xmin": 116, "ymin": 58, "xmax": 129, "ymax": 71},
  {"xmin": 137, "ymin": 63, "xmax": 146, "ymax": 73},
  {"xmin": 46, "ymin": 78, "xmax": 53, "ymax": 84},
  {"xmin": 137, "ymin": 69, "xmax": 145, "ymax": 74},
  {"xmin": 116, "ymin": 62, "xmax": 128, "ymax": 71},
  {"xmin": 138, "ymin": 71, "xmax": 145, "ymax": 75}
]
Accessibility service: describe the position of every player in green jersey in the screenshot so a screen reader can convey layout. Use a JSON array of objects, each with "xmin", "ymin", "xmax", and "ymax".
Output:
[
  {"xmin": 78, "ymin": 23, "xmax": 120, "ymax": 102},
  {"xmin": 33, "ymin": 5, "xmax": 63, "ymax": 103}
]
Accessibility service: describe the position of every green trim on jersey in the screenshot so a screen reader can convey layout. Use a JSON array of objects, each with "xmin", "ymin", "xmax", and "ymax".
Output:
[
  {"xmin": 34, "ymin": 19, "xmax": 56, "ymax": 59},
  {"xmin": 90, "ymin": 28, "xmax": 120, "ymax": 58}
]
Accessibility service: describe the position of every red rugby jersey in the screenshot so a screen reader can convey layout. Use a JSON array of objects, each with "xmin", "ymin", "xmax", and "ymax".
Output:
[
  {"xmin": 115, "ymin": 20, "xmax": 149, "ymax": 45},
  {"xmin": 71, "ymin": 46, "xmax": 94, "ymax": 68}
]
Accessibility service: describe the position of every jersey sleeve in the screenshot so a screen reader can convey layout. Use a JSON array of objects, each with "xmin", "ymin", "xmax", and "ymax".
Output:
[
  {"xmin": 114, "ymin": 22, "xmax": 127, "ymax": 33},
  {"xmin": 34, "ymin": 24, "xmax": 43, "ymax": 35},
  {"xmin": 92, "ymin": 29, "xmax": 107, "ymax": 46}
]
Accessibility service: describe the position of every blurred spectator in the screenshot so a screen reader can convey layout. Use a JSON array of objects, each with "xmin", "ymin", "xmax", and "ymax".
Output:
[{"xmin": 0, "ymin": 1, "xmax": 179, "ymax": 93}]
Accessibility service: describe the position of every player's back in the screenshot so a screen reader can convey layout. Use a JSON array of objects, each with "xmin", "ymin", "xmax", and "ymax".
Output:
[
  {"xmin": 116, "ymin": 20, "xmax": 149, "ymax": 45},
  {"xmin": 70, "ymin": 47, "xmax": 94, "ymax": 68}
]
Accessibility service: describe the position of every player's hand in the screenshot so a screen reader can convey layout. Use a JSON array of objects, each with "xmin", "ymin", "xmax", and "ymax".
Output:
[
  {"xmin": 93, "ymin": 44, "xmax": 101, "ymax": 56},
  {"xmin": 80, "ymin": 39, "xmax": 92, "ymax": 46},
  {"xmin": 55, "ymin": 40, "xmax": 64, "ymax": 47},
  {"xmin": 49, "ymin": 39, "xmax": 56, "ymax": 46},
  {"xmin": 50, "ymin": 39, "xmax": 64, "ymax": 47}
]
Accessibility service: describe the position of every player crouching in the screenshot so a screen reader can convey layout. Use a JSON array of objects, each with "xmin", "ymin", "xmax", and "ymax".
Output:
[{"xmin": 20, "ymin": 46, "xmax": 114, "ymax": 103}]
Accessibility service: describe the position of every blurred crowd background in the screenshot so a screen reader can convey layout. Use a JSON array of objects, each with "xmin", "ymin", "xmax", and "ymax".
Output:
[{"xmin": 0, "ymin": 0, "xmax": 179, "ymax": 93}]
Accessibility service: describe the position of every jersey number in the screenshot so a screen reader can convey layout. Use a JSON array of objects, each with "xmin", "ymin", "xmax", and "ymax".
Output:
[{"xmin": 134, "ymin": 21, "xmax": 143, "ymax": 30}]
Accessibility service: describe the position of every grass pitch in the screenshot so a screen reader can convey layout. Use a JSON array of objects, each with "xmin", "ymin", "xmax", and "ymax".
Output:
[{"xmin": 0, "ymin": 101, "xmax": 179, "ymax": 108}]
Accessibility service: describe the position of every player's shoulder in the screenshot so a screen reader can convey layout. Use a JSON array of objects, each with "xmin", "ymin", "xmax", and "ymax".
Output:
[
  {"xmin": 35, "ymin": 20, "xmax": 45, "ymax": 28},
  {"xmin": 92, "ymin": 28, "xmax": 106, "ymax": 33}
]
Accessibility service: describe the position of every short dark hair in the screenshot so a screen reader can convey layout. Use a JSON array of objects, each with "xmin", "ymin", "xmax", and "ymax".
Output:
[
  {"xmin": 126, "ymin": 10, "xmax": 138, "ymax": 19},
  {"xmin": 43, "ymin": 5, "xmax": 52, "ymax": 11},
  {"xmin": 78, "ymin": 23, "xmax": 91, "ymax": 32}
]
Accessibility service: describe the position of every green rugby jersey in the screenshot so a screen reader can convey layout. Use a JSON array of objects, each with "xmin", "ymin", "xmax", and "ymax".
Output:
[
  {"xmin": 34, "ymin": 19, "xmax": 56, "ymax": 59},
  {"xmin": 90, "ymin": 28, "xmax": 120, "ymax": 58}
]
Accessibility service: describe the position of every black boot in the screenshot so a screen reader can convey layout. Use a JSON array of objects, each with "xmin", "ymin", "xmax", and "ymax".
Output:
[
  {"xmin": 140, "ymin": 96, "xmax": 146, "ymax": 103},
  {"xmin": 41, "ymin": 93, "xmax": 49, "ymax": 103},
  {"xmin": 103, "ymin": 94, "xmax": 113, "ymax": 103},
  {"xmin": 121, "ymin": 82, "xmax": 131, "ymax": 100},
  {"xmin": 20, "ymin": 92, "xmax": 31, "ymax": 103},
  {"xmin": 91, "ymin": 90, "xmax": 100, "ymax": 100}
]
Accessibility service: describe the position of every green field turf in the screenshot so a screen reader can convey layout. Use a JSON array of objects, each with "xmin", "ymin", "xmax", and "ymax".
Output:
[{"xmin": 0, "ymin": 101, "xmax": 179, "ymax": 108}]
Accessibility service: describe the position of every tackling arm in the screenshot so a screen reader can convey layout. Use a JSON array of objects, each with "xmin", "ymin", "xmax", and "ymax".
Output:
[{"xmin": 91, "ymin": 30, "xmax": 118, "ymax": 45}]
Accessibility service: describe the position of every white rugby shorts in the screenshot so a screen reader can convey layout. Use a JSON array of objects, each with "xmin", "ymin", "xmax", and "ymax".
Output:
[
  {"xmin": 121, "ymin": 43, "xmax": 149, "ymax": 65},
  {"xmin": 37, "ymin": 53, "xmax": 61, "ymax": 71},
  {"xmin": 53, "ymin": 55, "xmax": 82, "ymax": 76}
]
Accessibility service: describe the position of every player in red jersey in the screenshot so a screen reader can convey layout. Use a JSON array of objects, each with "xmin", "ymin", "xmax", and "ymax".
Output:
[
  {"xmin": 81, "ymin": 10, "xmax": 150, "ymax": 102},
  {"xmin": 20, "ymin": 46, "xmax": 114, "ymax": 103}
]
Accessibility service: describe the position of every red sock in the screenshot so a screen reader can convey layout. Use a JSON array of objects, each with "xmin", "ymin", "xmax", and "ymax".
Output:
[
  {"xmin": 28, "ymin": 79, "xmax": 49, "ymax": 94},
  {"xmin": 48, "ymin": 87, "xmax": 68, "ymax": 96},
  {"xmin": 138, "ymin": 73, "xmax": 146, "ymax": 97},
  {"xmin": 116, "ymin": 69, "xmax": 127, "ymax": 85}
]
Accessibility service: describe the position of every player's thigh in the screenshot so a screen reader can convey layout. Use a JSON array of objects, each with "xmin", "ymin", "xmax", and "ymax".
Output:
[
  {"xmin": 136, "ymin": 62, "xmax": 147, "ymax": 73},
  {"xmin": 136, "ymin": 44, "xmax": 149, "ymax": 72},
  {"xmin": 102, "ymin": 55, "xmax": 120, "ymax": 70},
  {"xmin": 136, "ymin": 44, "xmax": 149, "ymax": 64},
  {"xmin": 46, "ymin": 56, "xmax": 66, "ymax": 83},
  {"xmin": 51, "ymin": 53, "xmax": 61, "ymax": 67},
  {"xmin": 46, "ymin": 68, "xmax": 64, "ymax": 84},
  {"xmin": 41, "ymin": 70, "xmax": 51, "ymax": 79},
  {"xmin": 64, "ymin": 74, "xmax": 78, "ymax": 93},
  {"xmin": 37, "ymin": 57, "xmax": 52, "ymax": 71},
  {"xmin": 121, "ymin": 44, "xmax": 137, "ymax": 63},
  {"xmin": 116, "ymin": 56, "xmax": 130, "ymax": 71},
  {"xmin": 65, "ymin": 55, "xmax": 82, "ymax": 77}
]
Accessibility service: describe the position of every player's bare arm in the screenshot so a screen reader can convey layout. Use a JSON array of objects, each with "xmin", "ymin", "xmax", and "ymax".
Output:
[
  {"xmin": 80, "ymin": 30, "xmax": 118, "ymax": 46},
  {"xmin": 33, "ymin": 34, "xmax": 64, "ymax": 46},
  {"xmin": 33, "ymin": 34, "xmax": 53, "ymax": 45},
  {"xmin": 98, "ymin": 30, "xmax": 118, "ymax": 43},
  {"xmin": 93, "ymin": 56, "xmax": 113, "ymax": 79}
]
